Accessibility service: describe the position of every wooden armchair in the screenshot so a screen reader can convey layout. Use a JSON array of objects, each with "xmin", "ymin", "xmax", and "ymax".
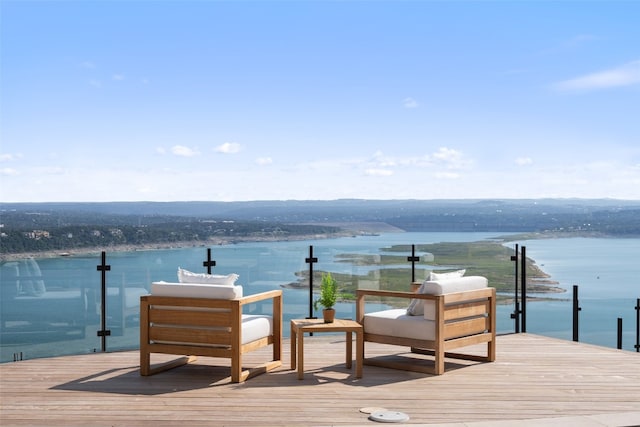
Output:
[
  {"xmin": 140, "ymin": 282, "xmax": 282, "ymax": 383},
  {"xmin": 356, "ymin": 276, "xmax": 496, "ymax": 375}
]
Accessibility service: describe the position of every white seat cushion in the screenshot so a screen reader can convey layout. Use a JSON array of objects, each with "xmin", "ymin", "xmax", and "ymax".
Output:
[
  {"xmin": 241, "ymin": 314, "xmax": 273, "ymax": 344},
  {"xmin": 364, "ymin": 309, "xmax": 435, "ymax": 341},
  {"xmin": 151, "ymin": 281, "xmax": 243, "ymax": 299}
]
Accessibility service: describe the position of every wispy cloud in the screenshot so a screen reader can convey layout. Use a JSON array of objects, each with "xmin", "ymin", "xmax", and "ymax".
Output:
[
  {"xmin": 0, "ymin": 153, "xmax": 20, "ymax": 162},
  {"xmin": 403, "ymin": 97, "xmax": 419, "ymax": 108},
  {"xmin": 255, "ymin": 157, "xmax": 273, "ymax": 165},
  {"xmin": 432, "ymin": 147, "xmax": 470, "ymax": 170},
  {"xmin": 515, "ymin": 157, "xmax": 533, "ymax": 166},
  {"xmin": 80, "ymin": 60, "xmax": 96, "ymax": 69},
  {"xmin": 156, "ymin": 147, "xmax": 166, "ymax": 155},
  {"xmin": 365, "ymin": 168, "xmax": 393, "ymax": 177},
  {"xmin": 361, "ymin": 148, "xmax": 471, "ymax": 175},
  {"xmin": 216, "ymin": 142, "xmax": 241, "ymax": 154},
  {"xmin": 171, "ymin": 145, "xmax": 199, "ymax": 157},
  {"xmin": 112, "ymin": 74, "xmax": 125, "ymax": 81},
  {"xmin": 553, "ymin": 60, "xmax": 640, "ymax": 92},
  {"xmin": 0, "ymin": 168, "xmax": 18, "ymax": 176},
  {"xmin": 89, "ymin": 79, "xmax": 102, "ymax": 88},
  {"xmin": 434, "ymin": 171, "xmax": 460, "ymax": 179},
  {"xmin": 33, "ymin": 166, "xmax": 66, "ymax": 175}
]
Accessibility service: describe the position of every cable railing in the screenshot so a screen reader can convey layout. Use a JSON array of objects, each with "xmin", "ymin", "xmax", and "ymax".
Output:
[{"xmin": 1, "ymin": 242, "xmax": 638, "ymax": 363}]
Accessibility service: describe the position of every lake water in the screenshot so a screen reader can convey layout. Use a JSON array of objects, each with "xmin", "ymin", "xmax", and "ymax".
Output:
[{"xmin": 1, "ymin": 232, "xmax": 638, "ymax": 362}]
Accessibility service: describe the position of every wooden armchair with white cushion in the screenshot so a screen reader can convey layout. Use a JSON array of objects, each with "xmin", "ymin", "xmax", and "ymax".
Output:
[
  {"xmin": 356, "ymin": 275, "xmax": 496, "ymax": 375},
  {"xmin": 140, "ymin": 279, "xmax": 282, "ymax": 383}
]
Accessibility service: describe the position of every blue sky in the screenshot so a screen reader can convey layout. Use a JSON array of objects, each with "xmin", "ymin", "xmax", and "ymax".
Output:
[{"xmin": 1, "ymin": 1, "xmax": 639, "ymax": 202}]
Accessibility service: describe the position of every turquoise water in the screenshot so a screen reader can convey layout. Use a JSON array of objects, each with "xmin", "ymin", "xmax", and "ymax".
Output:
[
  {"xmin": 513, "ymin": 237, "xmax": 639, "ymax": 349},
  {"xmin": 1, "ymin": 232, "xmax": 638, "ymax": 362}
]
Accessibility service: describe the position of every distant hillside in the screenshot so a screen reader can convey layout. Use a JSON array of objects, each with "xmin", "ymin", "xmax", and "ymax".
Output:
[
  {"xmin": 2, "ymin": 199, "xmax": 639, "ymax": 233},
  {"xmin": 1, "ymin": 199, "xmax": 639, "ymax": 256}
]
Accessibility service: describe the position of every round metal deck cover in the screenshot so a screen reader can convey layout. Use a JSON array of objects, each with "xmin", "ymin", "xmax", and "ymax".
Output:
[
  {"xmin": 368, "ymin": 410, "xmax": 410, "ymax": 423},
  {"xmin": 360, "ymin": 407, "xmax": 387, "ymax": 414}
]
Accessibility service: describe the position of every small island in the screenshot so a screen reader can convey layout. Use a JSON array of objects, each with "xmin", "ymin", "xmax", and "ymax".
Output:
[{"xmin": 281, "ymin": 239, "xmax": 564, "ymax": 304}]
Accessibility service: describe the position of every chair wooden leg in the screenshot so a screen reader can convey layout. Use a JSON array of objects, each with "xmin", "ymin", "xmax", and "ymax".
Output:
[
  {"xmin": 231, "ymin": 353, "xmax": 241, "ymax": 383},
  {"xmin": 140, "ymin": 350, "xmax": 151, "ymax": 376},
  {"xmin": 434, "ymin": 346, "xmax": 445, "ymax": 375}
]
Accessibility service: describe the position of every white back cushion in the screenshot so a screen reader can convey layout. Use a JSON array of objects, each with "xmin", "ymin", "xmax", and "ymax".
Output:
[
  {"xmin": 151, "ymin": 281, "xmax": 243, "ymax": 299},
  {"xmin": 407, "ymin": 276, "xmax": 488, "ymax": 317},
  {"xmin": 429, "ymin": 269, "xmax": 466, "ymax": 281}
]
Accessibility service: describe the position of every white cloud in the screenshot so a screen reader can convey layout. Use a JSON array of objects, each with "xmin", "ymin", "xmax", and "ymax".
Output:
[
  {"xmin": 256, "ymin": 157, "xmax": 273, "ymax": 165},
  {"xmin": 216, "ymin": 142, "xmax": 241, "ymax": 154},
  {"xmin": 34, "ymin": 166, "xmax": 66, "ymax": 175},
  {"xmin": 432, "ymin": 147, "xmax": 461, "ymax": 161},
  {"xmin": 432, "ymin": 147, "xmax": 471, "ymax": 170},
  {"xmin": 0, "ymin": 153, "xmax": 20, "ymax": 162},
  {"xmin": 434, "ymin": 171, "xmax": 460, "ymax": 179},
  {"xmin": 0, "ymin": 168, "xmax": 18, "ymax": 176},
  {"xmin": 112, "ymin": 74, "xmax": 125, "ymax": 81},
  {"xmin": 367, "ymin": 151, "xmax": 397, "ymax": 168},
  {"xmin": 80, "ymin": 61, "xmax": 96, "ymax": 69},
  {"xmin": 171, "ymin": 145, "xmax": 199, "ymax": 157},
  {"xmin": 365, "ymin": 168, "xmax": 393, "ymax": 177},
  {"xmin": 403, "ymin": 97, "xmax": 419, "ymax": 108},
  {"xmin": 554, "ymin": 60, "xmax": 640, "ymax": 92},
  {"xmin": 89, "ymin": 79, "xmax": 102, "ymax": 88},
  {"xmin": 156, "ymin": 147, "xmax": 166, "ymax": 155},
  {"xmin": 515, "ymin": 157, "xmax": 534, "ymax": 166}
]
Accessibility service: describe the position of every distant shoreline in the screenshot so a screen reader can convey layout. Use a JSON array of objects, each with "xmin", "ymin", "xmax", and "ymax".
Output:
[{"xmin": 0, "ymin": 233, "xmax": 353, "ymax": 262}]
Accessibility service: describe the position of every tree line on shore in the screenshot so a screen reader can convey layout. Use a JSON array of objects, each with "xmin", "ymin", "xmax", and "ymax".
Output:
[{"xmin": 1, "ymin": 199, "xmax": 639, "ymax": 255}]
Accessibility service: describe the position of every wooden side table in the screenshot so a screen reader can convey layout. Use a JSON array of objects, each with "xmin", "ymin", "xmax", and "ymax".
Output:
[{"xmin": 290, "ymin": 318, "xmax": 363, "ymax": 380}]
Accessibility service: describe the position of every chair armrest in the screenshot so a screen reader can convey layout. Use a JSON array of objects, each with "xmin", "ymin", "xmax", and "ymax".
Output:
[
  {"xmin": 356, "ymin": 289, "xmax": 437, "ymax": 300},
  {"xmin": 238, "ymin": 290, "xmax": 283, "ymax": 343},
  {"xmin": 238, "ymin": 289, "xmax": 282, "ymax": 305}
]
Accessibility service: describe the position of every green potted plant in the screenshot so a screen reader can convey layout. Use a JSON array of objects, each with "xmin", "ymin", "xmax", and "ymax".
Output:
[{"xmin": 313, "ymin": 272, "xmax": 338, "ymax": 323}]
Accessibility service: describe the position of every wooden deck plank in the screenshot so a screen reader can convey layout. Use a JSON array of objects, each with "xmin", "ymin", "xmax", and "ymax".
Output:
[{"xmin": 1, "ymin": 333, "xmax": 639, "ymax": 426}]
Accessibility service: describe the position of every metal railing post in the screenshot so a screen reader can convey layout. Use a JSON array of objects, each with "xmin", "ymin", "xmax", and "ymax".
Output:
[
  {"xmin": 617, "ymin": 318, "xmax": 623, "ymax": 350},
  {"xmin": 202, "ymin": 248, "xmax": 217, "ymax": 273},
  {"xmin": 572, "ymin": 285, "xmax": 581, "ymax": 342},
  {"xmin": 305, "ymin": 245, "xmax": 318, "ymax": 320},
  {"xmin": 407, "ymin": 244, "xmax": 419, "ymax": 283},
  {"xmin": 510, "ymin": 244, "xmax": 520, "ymax": 333},
  {"xmin": 635, "ymin": 298, "xmax": 640, "ymax": 353},
  {"xmin": 96, "ymin": 251, "xmax": 111, "ymax": 352},
  {"xmin": 521, "ymin": 245, "xmax": 527, "ymax": 333}
]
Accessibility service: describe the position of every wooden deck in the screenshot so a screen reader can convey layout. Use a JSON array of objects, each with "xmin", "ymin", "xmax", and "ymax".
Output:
[{"xmin": 1, "ymin": 333, "xmax": 639, "ymax": 426}]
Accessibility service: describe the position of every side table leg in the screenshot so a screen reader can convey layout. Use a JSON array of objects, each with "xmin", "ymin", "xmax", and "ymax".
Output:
[
  {"xmin": 346, "ymin": 331, "xmax": 352, "ymax": 369},
  {"xmin": 297, "ymin": 329, "xmax": 304, "ymax": 380},
  {"xmin": 291, "ymin": 324, "xmax": 296, "ymax": 370},
  {"xmin": 356, "ymin": 329, "xmax": 363, "ymax": 378}
]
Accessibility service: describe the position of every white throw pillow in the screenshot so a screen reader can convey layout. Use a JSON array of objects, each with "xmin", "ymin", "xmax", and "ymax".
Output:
[
  {"xmin": 177, "ymin": 267, "xmax": 239, "ymax": 286},
  {"xmin": 408, "ymin": 270, "xmax": 466, "ymax": 315},
  {"xmin": 429, "ymin": 269, "xmax": 466, "ymax": 281},
  {"xmin": 407, "ymin": 282, "xmax": 431, "ymax": 316}
]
